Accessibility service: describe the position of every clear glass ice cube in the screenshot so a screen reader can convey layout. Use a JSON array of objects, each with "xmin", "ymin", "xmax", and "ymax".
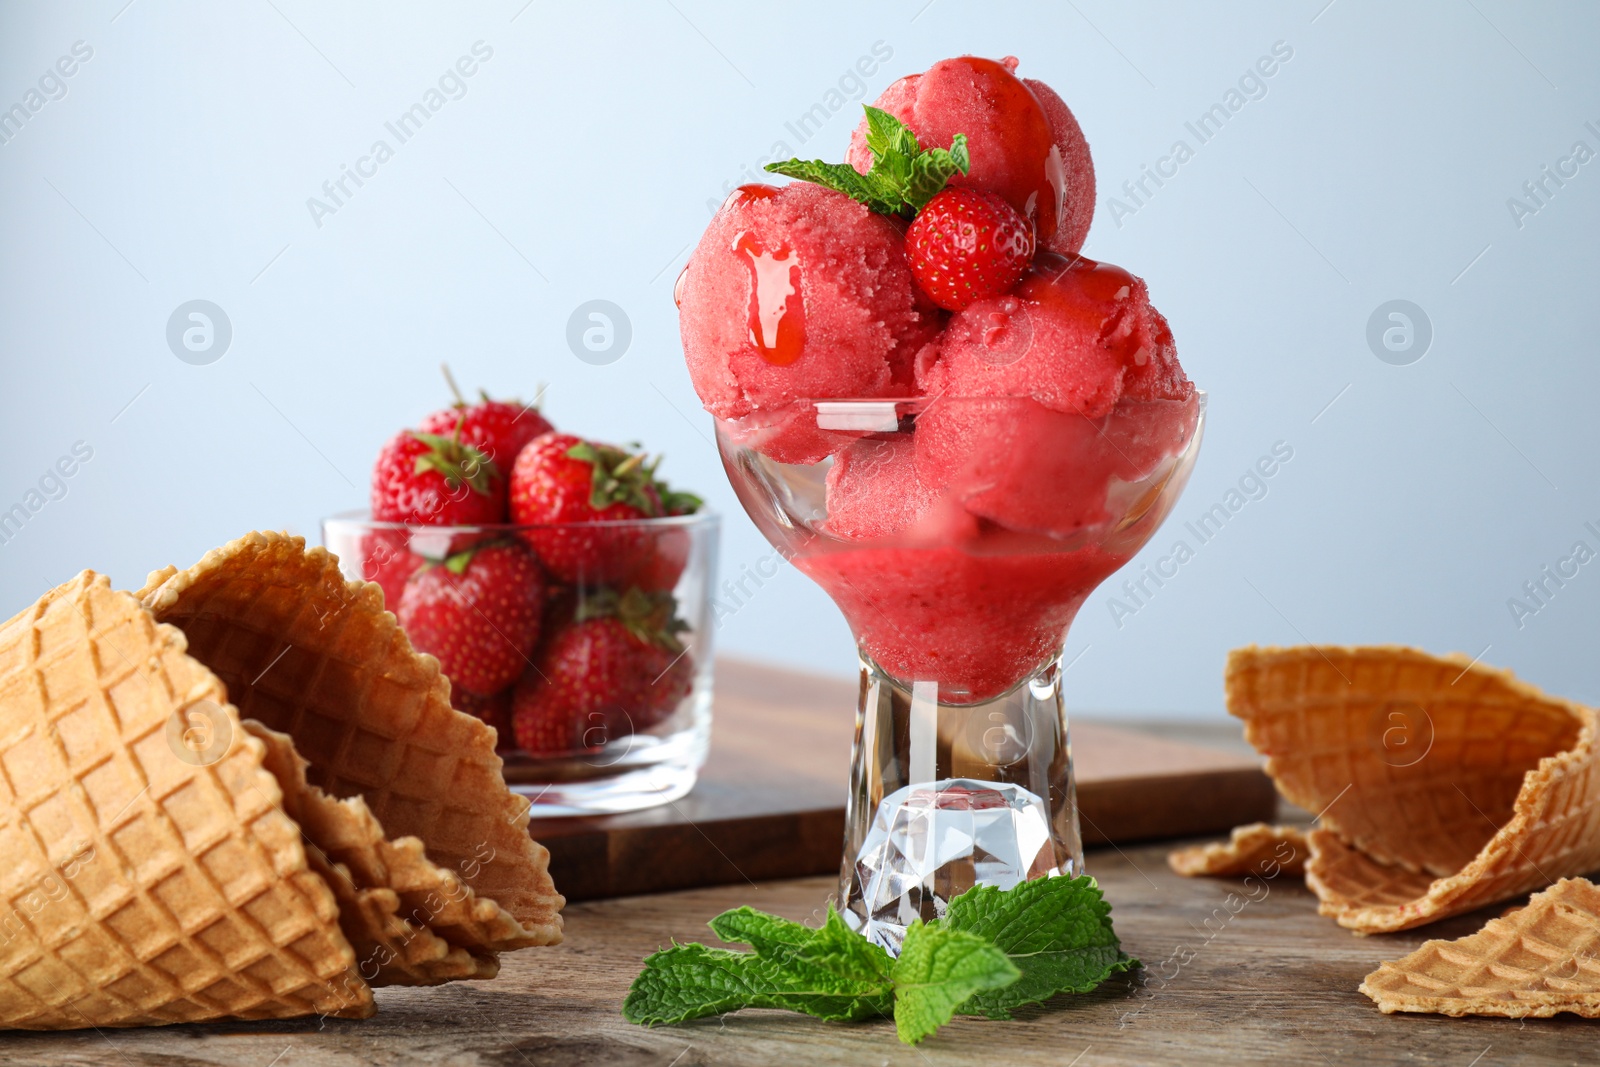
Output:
[{"xmin": 842, "ymin": 777, "xmax": 1058, "ymax": 953}]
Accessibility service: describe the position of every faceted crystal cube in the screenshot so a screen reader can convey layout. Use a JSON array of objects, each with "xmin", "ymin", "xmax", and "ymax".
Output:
[{"xmin": 842, "ymin": 778, "xmax": 1060, "ymax": 953}]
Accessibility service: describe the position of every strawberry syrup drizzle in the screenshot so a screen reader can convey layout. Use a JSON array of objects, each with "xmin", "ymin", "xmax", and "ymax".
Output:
[
  {"xmin": 733, "ymin": 231, "xmax": 806, "ymax": 367},
  {"xmin": 715, "ymin": 184, "xmax": 808, "ymax": 366}
]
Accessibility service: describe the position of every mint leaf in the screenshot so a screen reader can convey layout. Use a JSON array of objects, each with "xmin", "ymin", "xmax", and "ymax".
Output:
[
  {"xmin": 761, "ymin": 158, "xmax": 904, "ymax": 215},
  {"xmin": 862, "ymin": 105, "xmax": 917, "ymax": 162},
  {"xmin": 622, "ymin": 942, "xmax": 891, "ymax": 1025},
  {"xmin": 709, "ymin": 905, "xmax": 891, "ymax": 991},
  {"xmin": 624, "ymin": 905, "xmax": 894, "ymax": 1027},
  {"xmin": 905, "ymin": 134, "xmax": 970, "ymax": 211},
  {"xmin": 943, "ymin": 875, "xmax": 1137, "ymax": 1020},
  {"xmin": 764, "ymin": 105, "xmax": 970, "ymax": 217},
  {"xmin": 890, "ymin": 920, "xmax": 1019, "ymax": 1045}
]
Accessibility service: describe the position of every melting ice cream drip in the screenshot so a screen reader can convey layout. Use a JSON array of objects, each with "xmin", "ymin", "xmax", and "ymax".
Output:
[{"xmin": 733, "ymin": 230, "xmax": 806, "ymax": 366}]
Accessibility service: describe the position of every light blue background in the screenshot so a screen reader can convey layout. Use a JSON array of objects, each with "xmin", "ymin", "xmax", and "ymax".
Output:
[{"xmin": 1, "ymin": 0, "xmax": 1595, "ymax": 719}]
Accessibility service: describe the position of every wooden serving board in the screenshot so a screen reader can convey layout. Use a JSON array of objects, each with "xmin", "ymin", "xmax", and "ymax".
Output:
[{"xmin": 529, "ymin": 658, "xmax": 1276, "ymax": 901}]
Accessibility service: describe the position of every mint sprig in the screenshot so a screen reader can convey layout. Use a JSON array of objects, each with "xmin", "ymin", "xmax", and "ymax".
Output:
[
  {"xmin": 764, "ymin": 105, "xmax": 969, "ymax": 217},
  {"xmin": 623, "ymin": 875, "xmax": 1135, "ymax": 1046}
]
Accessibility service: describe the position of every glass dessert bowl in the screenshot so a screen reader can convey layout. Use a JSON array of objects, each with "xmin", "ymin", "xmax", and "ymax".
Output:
[
  {"xmin": 323, "ymin": 511, "xmax": 719, "ymax": 815},
  {"xmin": 717, "ymin": 391, "xmax": 1204, "ymax": 949}
]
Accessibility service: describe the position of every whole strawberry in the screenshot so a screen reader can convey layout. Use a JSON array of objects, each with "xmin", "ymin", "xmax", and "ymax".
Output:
[
  {"xmin": 371, "ymin": 426, "xmax": 505, "ymax": 526},
  {"xmin": 906, "ymin": 187, "xmax": 1035, "ymax": 312},
  {"xmin": 509, "ymin": 433, "xmax": 700, "ymax": 585},
  {"xmin": 397, "ymin": 542, "xmax": 544, "ymax": 697},
  {"xmin": 510, "ymin": 589, "xmax": 691, "ymax": 756},
  {"xmin": 418, "ymin": 373, "xmax": 554, "ymax": 475}
]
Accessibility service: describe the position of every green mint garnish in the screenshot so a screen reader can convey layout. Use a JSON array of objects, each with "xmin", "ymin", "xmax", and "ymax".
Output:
[
  {"xmin": 622, "ymin": 876, "xmax": 1134, "ymax": 1046},
  {"xmin": 764, "ymin": 105, "xmax": 969, "ymax": 217},
  {"xmin": 624, "ymin": 905, "xmax": 893, "ymax": 1025},
  {"xmin": 944, "ymin": 875, "xmax": 1138, "ymax": 1019},
  {"xmin": 890, "ymin": 921, "xmax": 1017, "ymax": 1045}
]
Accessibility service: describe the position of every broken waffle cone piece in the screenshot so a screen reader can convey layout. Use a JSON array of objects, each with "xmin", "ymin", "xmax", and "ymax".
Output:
[
  {"xmin": 1228, "ymin": 645, "xmax": 1600, "ymax": 934},
  {"xmin": 248, "ymin": 721, "xmax": 496, "ymax": 986},
  {"xmin": 1360, "ymin": 877, "xmax": 1600, "ymax": 1018},
  {"xmin": 0, "ymin": 573, "xmax": 372, "ymax": 1029},
  {"xmin": 1168, "ymin": 823, "xmax": 1308, "ymax": 878},
  {"xmin": 137, "ymin": 531, "xmax": 564, "ymax": 945}
]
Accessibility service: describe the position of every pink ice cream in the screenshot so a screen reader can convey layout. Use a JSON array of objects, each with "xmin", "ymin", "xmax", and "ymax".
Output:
[
  {"xmin": 680, "ymin": 55, "xmax": 1199, "ymax": 703},
  {"xmin": 677, "ymin": 182, "xmax": 940, "ymax": 462},
  {"xmin": 846, "ymin": 56, "xmax": 1095, "ymax": 254},
  {"xmin": 822, "ymin": 434, "xmax": 970, "ymax": 542},
  {"xmin": 917, "ymin": 253, "xmax": 1185, "ymax": 418},
  {"xmin": 795, "ymin": 539, "xmax": 1126, "ymax": 702}
]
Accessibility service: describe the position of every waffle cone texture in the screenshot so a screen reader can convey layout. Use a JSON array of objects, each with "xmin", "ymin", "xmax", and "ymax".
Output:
[
  {"xmin": 0, "ymin": 532, "xmax": 563, "ymax": 1030},
  {"xmin": 1227, "ymin": 645, "xmax": 1600, "ymax": 934},
  {"xmin": 1361, "ymin": 877, "xmax": 1600, "ymax": 1017}
]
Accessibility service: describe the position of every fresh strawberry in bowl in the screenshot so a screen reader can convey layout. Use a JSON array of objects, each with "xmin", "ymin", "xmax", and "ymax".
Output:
[
  {"xmin": 418, "ymin": 367, "xmax": 554, "ymax": 476},
  {"xmin": 509, "ymin": 432, "xmax": 702, "ymax": 588},
  {"xmin": 360, "ymin": 417, "xmax": 505, "ymax": 608},
  {"xmin": 370, "ymin": 426, "xmax": 505, "ymax": 527},
  {"xmin": 396, "ymin": 541, "xmax": 545, "ymax": 698},
  {"xmin": 323, "ymin": 392, "xmax": 718, "ymax": 816},
  {"xmin": 510, "ymin": 588, "xmax": 693, "ymax": 757}
]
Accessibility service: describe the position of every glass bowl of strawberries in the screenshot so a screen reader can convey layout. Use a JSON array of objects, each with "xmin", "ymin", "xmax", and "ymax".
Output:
[{"xmin": 323, "ymin": 374, "xmax": 717, "ymax": 815}]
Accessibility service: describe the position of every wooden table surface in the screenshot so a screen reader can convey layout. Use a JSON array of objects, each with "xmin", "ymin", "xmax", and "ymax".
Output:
[{"xmin": 7, "ymin": 831, "xmax": 1588, "ymax": 1066}]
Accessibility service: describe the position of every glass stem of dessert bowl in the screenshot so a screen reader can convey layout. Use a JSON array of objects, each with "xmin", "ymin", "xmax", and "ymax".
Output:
[{"xmin": 842, "ymin": 654, "xmax": 1080, "ymax": 951}]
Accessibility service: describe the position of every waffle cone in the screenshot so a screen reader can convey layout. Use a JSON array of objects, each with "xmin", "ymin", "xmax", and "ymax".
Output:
[
  {"xmin": 247, "ymin": 722, "xmax": 495, "ymax": 986},
  {"xmin": 1360, "ymin": 877, "xmax": 1600, "ymax": 1017},
  {"xmin": 137, "ymin": 531, "xmax": 563, "ymax": 944},
  {"xmin": 1168, "ymin": 823, "xmax": 1308, "ymax": 878},
  {"xmin": 0, "ymin": 573, "xmax": 372, "ymax": 1029},
  {"xmin": 1227, "ymin": 645, "xmax": 1600, "ymax": 933}
]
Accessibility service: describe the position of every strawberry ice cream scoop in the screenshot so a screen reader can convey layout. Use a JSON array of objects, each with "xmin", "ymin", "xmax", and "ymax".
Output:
[
  {"xmin": 676, "ymin": 182, "xmax": 938, "ymax": 426},
  {"xmin": 823, "ymin": 434, "xmax": 941, "ymax": 541},
  {"xmin": 917, "ymin": 253, "xmax": 1190, "ymax": 419},
  {"xmin": 914, "ymin": 394, "xmax": 1199, "ymax": 538},
  {"xmin": 847, "ymin": 56, "xmax": 1094, "ymax": 253},
  {"xmin": 1022, "ymin": 78, "xmax": 1096, "ymax": 255}
]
